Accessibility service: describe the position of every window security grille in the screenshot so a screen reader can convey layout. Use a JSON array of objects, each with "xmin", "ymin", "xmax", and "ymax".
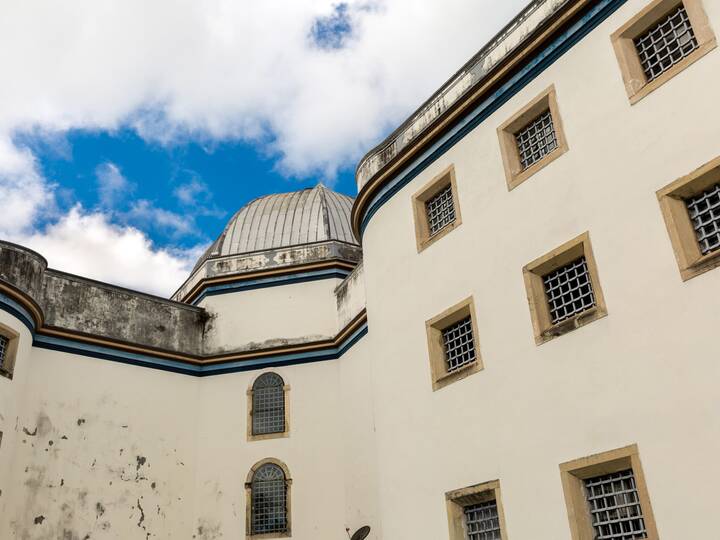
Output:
[
  {"xmin": 584, "ymin": 469, "xmax": 647, "ymax": 540},
  {"xmin": 251, "ymin": 464, "xmax": 287, "ymax": 534},
  {"xmin": 252, "ymin": 373, "xmax": 285, "ymax": 435},
  {"xmin": 426, "ymin": 185, "xmax": 456, "ymax": 236},
  {"xmin": 542, "ymin": 257, "xmax": 595, "ymax": 324},
  {"xmin": 685, "ymin": 182, "xmax": 720, "ymax": 255},
  {"xmin": 514, "ymin": 109, "xmax": 558, "ymax": 171},
  {"xmin": 634, "ymin": 5, "xmax": 698, "ymax": 83},
  {"xmin": 464, "ymin": 500, "xmax": 502, "ymax": 540},
  {"xmin": 442, "ymin": 316, "xmax": 476, "ymax": 373},
  {"xmin": 0, "ymin": 335, "xmax": 7, "ymax": 369}
]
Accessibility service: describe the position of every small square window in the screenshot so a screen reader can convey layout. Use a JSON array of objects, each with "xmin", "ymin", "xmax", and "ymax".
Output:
[
  {"xmin": 560, "ymin": 445, "xmax": 659, "ymax": 540},
  {"xmin": 657, "ymin": 154, "xmax": 720, "ymax": 280},
  {"xmin": 412, "ymin": 166, "xmax": 462, "ymax": 252},
  {"xmin": 0, "ymin": 336, "xmax": 8, "ymax": 368},
  {"xmin": 0, "ymin": 328, "xmax": 18, "ymax": 380},
  {"xmin": 685, "ymin": 182, "xmax": 720, "ymax": 255},
  {"xmin": 442, "ymin": 316, "xmax": 476, "ymax": 374},
  {"xmin": 634, "ymin": 5, "xmax": 699, "ymax": 82},
  {"xmin": 497, "ymin": 85, "xmax": 568, "ymax": 191},
  {"xmin": 584, "ymin": 469, "xmax": 647, "ymax": 539},
  {"xmin": 426, "ymin": 185, "xmax": 456, "ymax": 236},
  {"xmin": 446, "ymin": 480, "xmax": 508, "ymax": 540},
  {"xmin": 611, "ymin": 0, "xmax": 716, "ymax": 104},
  {"xmin": 515, "ymin": 109, "xmax": 559, "ymax": 171},
  {"xmin": 543, "ymin": 257, "xmax": 596, "ymax": 325},
  {"xmin": 523, "ymin": 232, "xmax": 607, "ymax": 345},
  {"xmin": 425, "ymin": 297, "xmax": 483, "ymax": 391}
]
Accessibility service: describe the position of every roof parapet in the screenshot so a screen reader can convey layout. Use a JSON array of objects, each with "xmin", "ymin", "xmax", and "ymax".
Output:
[{"xmin": 354, "ymin": 0, "xmax": 571, "ymax": 191}]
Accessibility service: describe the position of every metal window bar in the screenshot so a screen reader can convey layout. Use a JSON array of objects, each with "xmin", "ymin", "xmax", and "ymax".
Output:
[
  {"xmin": 685, "ymin": 182, "xmax": 720, "ymax": 255},
  {"xmin": 584, "ymin": 469, "xmax": 647, "ymax": 540},
  {"xmin": 426, "ymin": 185, "xmax": 456, "ymax": 236},
  {"xmin": 0, "ymin": 335, "xmax": 7, "ymax": 369},
  {"xmin": 252, "ymin": 373, "xmax": 285, "ymax": 436},
  {"xmin": 251, "ymin": 464, "xmax": 288, "ymax": 534},
  {"xmin": 634, "ymin": 5, "xmax": 698, "ymax": 83},
  {"xmin": 464, "ymin": 500, "xmax": 502, "ymax": 540},
  {"xmin": 542, "ymin": 256, "xmax": 595, "ymax": 324},
  {"xmin": 514, "ymin": 109, "xmax": 558, "ymax": 170},
  {"xmin": 442, "ymin": 316, "xmax": 476, "ymax": 373}
]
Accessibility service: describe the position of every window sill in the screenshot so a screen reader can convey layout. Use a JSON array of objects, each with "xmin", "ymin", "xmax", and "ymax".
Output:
[
  {"xmin": 507, "ymin": 144, "xmax": 567, "ymax": 191},
  {"xmin": 417, "ymin": 220, "xmax": 461, "ymax": 253},
  {"xmin": 537, "ymin": 305, "xmax": 607, "ymax": 345},
  {"xmin": 247, "ymin": 530, "xmax": 291, "ymax": 540},
  {"xmin": 247, "ymin": 430, "xmax": 290, "ymax": 443},
  {"xmin": 432, "ymin": 359, "xmax": 483, "ymax": 392},
  {"xmin": 680, "ymin": 248, "xmax": 720, "ymax": 281}
]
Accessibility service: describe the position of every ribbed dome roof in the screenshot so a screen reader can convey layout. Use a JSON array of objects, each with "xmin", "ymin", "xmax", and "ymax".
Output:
[{"xmin": 195, "ymin": 184, "xmax": 357, "ymax": 269}]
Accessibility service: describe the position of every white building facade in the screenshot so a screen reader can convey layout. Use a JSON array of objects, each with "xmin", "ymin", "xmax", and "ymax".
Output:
[{"xmin": 1, "ymin": 0, "xmax": 719, "ymax": 539}]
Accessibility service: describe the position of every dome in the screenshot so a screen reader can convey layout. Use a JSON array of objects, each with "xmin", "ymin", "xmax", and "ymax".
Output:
[{"xmin": 195, "ymin": 184, "xmax": 357, "ymax": 269}]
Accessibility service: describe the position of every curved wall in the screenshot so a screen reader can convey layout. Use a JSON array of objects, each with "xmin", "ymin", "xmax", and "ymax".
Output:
[{"xmin": 359, "ymin": 0, "xmax": 720, "ymax": 537}]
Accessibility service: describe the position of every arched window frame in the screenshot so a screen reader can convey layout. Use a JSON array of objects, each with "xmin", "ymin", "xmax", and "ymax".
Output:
[
  {"xmin": 247, "ymin": 372, "xmax": 290, "ymax": 441},
  {"xmin": 245, "ymin": 458, "xmax": 292, "ymax": 539}
]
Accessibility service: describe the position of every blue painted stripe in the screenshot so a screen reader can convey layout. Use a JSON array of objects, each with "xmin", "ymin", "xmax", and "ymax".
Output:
[
  {"xmin": 191, "ymin": 268, "xmax": 351, "ymax": 305},
  {"xmin": 32, "ymin": 322, "xmax": 369, "ymax": 377},
  {"xmin": 0, "ymin": 292, "xmax": 37, "ymax": 334},
  {"xmin": 359, "ymin": 0, "xmax": 627, "ymax": 238}
]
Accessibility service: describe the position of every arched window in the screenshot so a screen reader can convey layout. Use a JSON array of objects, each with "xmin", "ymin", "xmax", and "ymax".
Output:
[
  {"xmin": 251, "ymin": 372, "xmax": 286, "ymax": 437},
  {"xmin": 249, "ymin": 462, "xmax": 289, "ymax": 535}
]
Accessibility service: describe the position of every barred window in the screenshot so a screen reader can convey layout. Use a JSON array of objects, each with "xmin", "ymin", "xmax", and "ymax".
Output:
[
  {"xmin": 634, "ymin": 5, "xmax": 699, "ymax": 83},
  {"xmin": 426, "ymin": 184, "xmax": 456, "ymax": 236},
  {"xmin": 251, "ymin": 463, "xmax": 288, "ymax": 535},
  {"xmin": 543, "ymin": 257, "xmax": 596, "ymax": 325},
  {"xmin": 464, "ymin": 500, "xmax": 502, "ymax": 540},
  {"xmin": 685, "ymin": 182, "xmax": 720, "ymax": 255},
  {"xmin": 0, "ymin": 335, "xmax": 7, "ymax": 369},
  {"xmin": 584, "ymin": 469, "xmax": 647, "ymax": 540},
  {"xmin": 252, "ymin": 373, "xmax": 285, "ymax": 436},
  {"xmin": 514, "ymin": 109, "xmax": 558, "ymax": 171},
  {"xmin": 442, "ymin": 316, "xmax": 476, "ymax": 373}
]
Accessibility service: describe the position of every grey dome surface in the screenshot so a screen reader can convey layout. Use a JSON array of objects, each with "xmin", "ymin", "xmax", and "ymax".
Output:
[{"xmin": 196, "ymin": 184, "xmax": 357, "ymax": 268}]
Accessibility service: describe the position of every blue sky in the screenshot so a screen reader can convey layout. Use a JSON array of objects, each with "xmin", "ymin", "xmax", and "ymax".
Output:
[
  {"xmin": 17, "ymin": 128, "xmax": 358, "ymax": 251},
  {"xmin": 0, "ymin": 0, "xmax": 526, "ymax": 295}
]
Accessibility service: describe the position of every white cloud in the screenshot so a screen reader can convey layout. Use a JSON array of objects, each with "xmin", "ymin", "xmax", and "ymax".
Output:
[
  {"xmin": 124, "ymin": 199, "xmax": 197, "ymax": 239},
  {"xmin": 0, "ymin": 0, "xmax": 527, "ymax": 294},
  {"xmin": 96, "ymin": 162, "xmax": 133, "ymax": 208},
  {"xmin": 19, "ymin": 207, "xmax": 204, "ymax": 296}
]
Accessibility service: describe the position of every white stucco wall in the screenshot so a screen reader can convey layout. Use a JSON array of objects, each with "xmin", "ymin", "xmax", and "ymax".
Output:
[
  {"xmin": 360, "ymin": 0, "xmax": 720, "ymax": 538},
  {"xmin": 0, "ymin": 309, "xmax": 34, "ymax": 534},
  {"xmin": 200, "ymin": 279, "xmax": 343, "ymax": 354}
]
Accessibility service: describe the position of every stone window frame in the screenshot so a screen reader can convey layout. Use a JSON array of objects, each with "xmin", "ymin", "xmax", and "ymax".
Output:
[
  {"xmin": 245, "ymin": 458, "xmax": 292, "ymax": 540},
  {"xmin": 445, "ymin": 479, "xmax": 509, "ymax": 540},
  {"xmin": 497, "ymin": 85, "xmax": 569, "ymax": 191},
  {"xmin": 411, "ymin": 165, "xmax": 463, "ymax": 253},
  {"xmin": 657, "ymin": 154, "xmax": 720, "ymax": 280},
  {"xmin": 522, "ymin": 232, "xmax": 607, "ymax": 346},
  {"xmin": 611, "ymin": 0, "xmax": 716, "ymax": 105},
  {"xmin": 425, "ymin": 296, "xmax": 483, "ymax": 391},
  {"xmin": 559, "ymin": 444, "xmax": 659, "ymax": 540},
  {"xmin": 0, "ymin": 323, "xmax": 19, "ymax": 380},
  {"xmin": 247, "ymin": 372, "xmax": 291, "ymax": 442}
]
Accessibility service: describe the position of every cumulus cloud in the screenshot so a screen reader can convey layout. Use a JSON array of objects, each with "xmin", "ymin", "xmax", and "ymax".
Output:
[
  {"xmin": 0, "ymin": 0, "xmax": 526, "ymax": 294},
  {"xmin": 19, "ymin": 207, "xmax": 202, "ymax": 296}
]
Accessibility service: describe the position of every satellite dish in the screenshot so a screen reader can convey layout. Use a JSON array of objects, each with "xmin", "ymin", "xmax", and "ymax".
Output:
[{"xmin": 350, "ymin": 526, "xmax": 371, "ymax": 540}]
